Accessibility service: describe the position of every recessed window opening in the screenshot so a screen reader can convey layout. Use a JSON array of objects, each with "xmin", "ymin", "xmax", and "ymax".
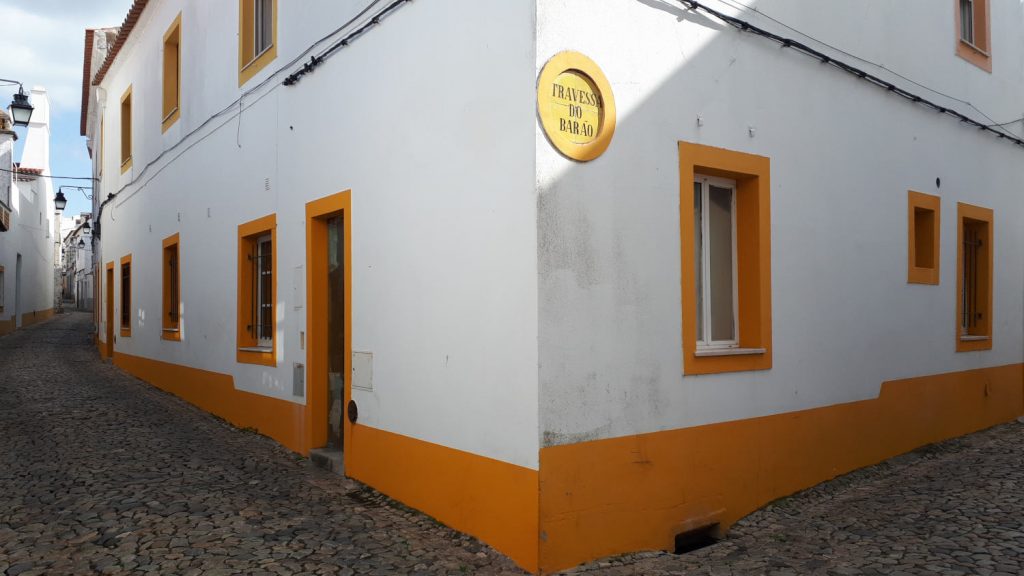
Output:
[
  {"xmin": 913, "ymin": 207, "xmax": 935, "ymax": 269},
  {"xmin": 694, "ymin": 175, "xmax": 738, "ymax": 349}
]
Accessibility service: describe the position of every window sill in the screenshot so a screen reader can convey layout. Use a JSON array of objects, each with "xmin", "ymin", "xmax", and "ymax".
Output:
[
  {"xmin": 237, "ymin": 345, "xmax": 276, "ymax": 366},
  {"xmin": 239, "ymin": 346, "xmax": 273, "ymax": 353},
  {"xmin": 161, "ymin": 107, "xmax": 180, "ymax": 133},
  {"xmin": 694, "ymin": 347, "xmax": 766, "ymax": 357},
  {"xmin": 161, "ymin": 327, "xmax": 181, "ymax": 341},
  {"xmin": 959, "ymin": 335, "xmax": 990, "ymax": 342},
  {"xmin": 959, "ymin": 38, "xmax": 990, "ymax": 58},
  {"xmin": 119, "ymin": 328, "xmax": 131, "ymax": 338}
]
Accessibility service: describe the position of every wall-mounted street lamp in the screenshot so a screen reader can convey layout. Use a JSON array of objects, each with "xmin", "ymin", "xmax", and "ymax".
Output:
[
  {"xmin": 1, "ymin": 79, "xmax": 34, "ymax": 127},
  {"xmin": 78, "ymin": 239, "xmax": 85, "ymax": 248},
  {"xmin": 54, "ymin": 186, "xmax": 93, "ymax": 213}
]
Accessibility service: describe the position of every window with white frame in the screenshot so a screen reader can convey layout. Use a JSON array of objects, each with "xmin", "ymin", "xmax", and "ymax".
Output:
[
  {"xmin": 960, "ymin": 0, "xmax": 975, "ymax": 44},
  {"xmin": 693, "ymin": 175, "xmax": 738, "ymax": 349},
  {"xmin": 254, "ymin": 0, "xmax": 273, "ymax": 57}
]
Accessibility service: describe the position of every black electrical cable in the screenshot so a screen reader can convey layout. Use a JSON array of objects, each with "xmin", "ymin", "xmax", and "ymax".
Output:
[
  {"xmin": 283, "ymin": 0, "xmax": 413, "ymax": 86},
  {"xmin": 714, "ymin": 0, "xmax": 1022, "ymax": 136},
  {"xmin": 676, "ymin": 0, "xmax": 1024, "ymax": 149},
  {"xmin": 0, "ymin": 168, "xmax": 97, "ymax": 181}
]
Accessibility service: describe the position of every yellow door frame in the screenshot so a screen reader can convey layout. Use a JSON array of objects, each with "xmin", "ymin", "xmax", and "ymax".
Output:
[{"xmin": 304, "ymin": 190, "xmax": 352, "ymax": 455}]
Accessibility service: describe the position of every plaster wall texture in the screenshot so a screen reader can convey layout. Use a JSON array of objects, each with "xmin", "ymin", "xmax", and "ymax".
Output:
[
  {"xmin": 91, "ymin": 0, "xmax": 540, "ymax": 468},
  {"xmin": 536, "ymin": 0, "xmax": 1024, "ymax": 446},
  {"xmin": 0, "ymin": 89, "xmax": 56, "ymax": 327}
]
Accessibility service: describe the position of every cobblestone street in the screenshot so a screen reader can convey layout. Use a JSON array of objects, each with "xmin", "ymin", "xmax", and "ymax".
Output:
[
  {"xmin": 0, "ymin": 313, "xmax": 523, "ymax": 576},
  {"xmin": 3, "ymin": 314, "xmax": 1024, "ymax": 576}
]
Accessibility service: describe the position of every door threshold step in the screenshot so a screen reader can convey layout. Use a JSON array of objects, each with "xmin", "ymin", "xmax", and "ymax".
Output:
[{"xmin": 309, "ymin": 448, "xmax": 344, "ymax": 475}]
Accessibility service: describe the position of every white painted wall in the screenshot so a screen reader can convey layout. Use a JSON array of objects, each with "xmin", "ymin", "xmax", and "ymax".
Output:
[
  {"xmin": 91, "ymin": 0, "xmax": 539, "ymax": 468},
  {"xmin": 536, "ymin": 0, "xmax": 1024, "ymax": 445},
  {"xmin": 0, "ymin": 89, "xmax": 56, "ymax": 327}
]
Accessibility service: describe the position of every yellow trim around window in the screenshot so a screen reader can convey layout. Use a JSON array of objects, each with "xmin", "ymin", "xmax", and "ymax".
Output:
[
  {"xmin": 955, "ymin": 202, "xmax": 993, "ymax": 352},
  {"xmin": 162, "ymin": 13, "xmax": 182, "ymax": 133},
  {"xmin": 679, "ymin": 141, "xmax": 772, "ymax": 375},
  {"xmin": 907, "ymin": 190, "xmax": 940, "ymax": 285},
  {"xmin": 954, "ymin": 0, "xmax": 992, "ymax": 72},
  {"xmin": 237, "ymin": 213, "xmax": 277, "ymax": 365},
  {"xmin": 238, "ymin": 0, "xmax": 278, "ymax": 87}
]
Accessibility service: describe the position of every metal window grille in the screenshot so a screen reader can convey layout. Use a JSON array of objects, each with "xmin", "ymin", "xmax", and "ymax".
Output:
[
  {"xmin": 251, "ymin": 235, "xmax": 273, "ymax": 346},
  {"xmin": 962, "ymin": 224, "xmax": 982, "ymax": 332},
  {"xmin": 168, "ymin": 247, "xmax": 179, "ymax": 322},
  {"xmin": 121, "ymin": 262, "xmax": 131, "ymax": 329}
]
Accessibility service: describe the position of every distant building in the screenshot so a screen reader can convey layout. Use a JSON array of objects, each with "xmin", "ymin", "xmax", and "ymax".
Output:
[
  {"xmin": 0, "ymin": 88, "xmax": 56, "ymax": 336},
  {"xmin": 81, "ymin": 1, "xmax": 1024, "ymax": 572},
  {"xmin": 61, "ymin": 213, "xmax": 94, "ymax": 311}
]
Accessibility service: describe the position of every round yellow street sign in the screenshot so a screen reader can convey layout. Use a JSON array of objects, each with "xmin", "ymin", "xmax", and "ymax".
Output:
[{"xmin": 538, "ymin": 51, "xmax": 616, "ymax": 162}]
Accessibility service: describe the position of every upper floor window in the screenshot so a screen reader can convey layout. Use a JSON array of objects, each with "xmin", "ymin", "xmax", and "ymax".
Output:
[
  {"xmin": 162, "ymin": 14, "xmax": 182, "ymax": 132},
  {"xmin": 238, "ymin": 0, "xmax": 277, "ymax": 86},
  {"xmin": 956, "ymin": 0, "xmax": 991, "ymax": 71},
  {"xmin": 120, "ymin": 86, "xmax": 132, "ymax": 173}
]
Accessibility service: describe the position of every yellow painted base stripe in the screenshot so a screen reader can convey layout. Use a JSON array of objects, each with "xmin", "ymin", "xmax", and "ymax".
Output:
[
  {"xmin": 0, "ymin": 309, "xmax": 55, "ymax": 336},
  {"xmin": 347, "ymin": 425, "xmax": 540, "ymax": 573},
  {"xmin": 112, "ymin": 352, "xmax": 307, "ymax": 453},
  {"xmin": 108, "ymin": 352, "xmax": 540, "ymax": 571},
  {"xmin": 538, "ymin": 363, "xmax": 1024, "ymax": 573}
]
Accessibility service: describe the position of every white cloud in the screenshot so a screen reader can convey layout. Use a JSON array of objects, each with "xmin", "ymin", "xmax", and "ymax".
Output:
[{"xmin": 0, "ymin": 1, "xmax": 132, "ymax": 113}]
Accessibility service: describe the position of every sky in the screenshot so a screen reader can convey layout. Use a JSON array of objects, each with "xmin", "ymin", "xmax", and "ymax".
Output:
[{"xmin": 0, "ymin": 0, "xmax": 132, "ymax": 216}]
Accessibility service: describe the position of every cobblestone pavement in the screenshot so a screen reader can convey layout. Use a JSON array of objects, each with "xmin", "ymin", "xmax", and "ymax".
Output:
[
  {"xmin": 563, "ymin": 422, "xmax": 1024, "ymax": 576},
  {"xmin": 0, "ymin": 313, "xmax": 525, "ymax": 576},
  {"xmin": 4, "ymin": 314, "xmax": 1023, "ymax": 576}
]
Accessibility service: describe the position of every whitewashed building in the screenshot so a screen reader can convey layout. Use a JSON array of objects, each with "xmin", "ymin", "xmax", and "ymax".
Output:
[
  {"xmin": 82, "ymin": 1, "xmax": 1024, "ymax": 572},
  {"xmin": 0, "ymin": 88, "xmax": 57, "ymax": 336}
]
